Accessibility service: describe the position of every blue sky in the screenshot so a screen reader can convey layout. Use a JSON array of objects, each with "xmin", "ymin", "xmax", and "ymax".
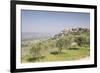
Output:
[{"xmin": 21, "ymin": 10, "xmax": 90, "ymax": 33}]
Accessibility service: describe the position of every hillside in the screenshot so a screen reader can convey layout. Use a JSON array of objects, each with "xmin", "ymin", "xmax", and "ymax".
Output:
[{"xmin": 21, "ymin": 27, "xmax": 90, "ymax": 63}]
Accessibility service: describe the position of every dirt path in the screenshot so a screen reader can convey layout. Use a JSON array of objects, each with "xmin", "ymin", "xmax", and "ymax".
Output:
[{"xmin": 78, "ymin": 57, "xmax": 90, "ymax": 61}]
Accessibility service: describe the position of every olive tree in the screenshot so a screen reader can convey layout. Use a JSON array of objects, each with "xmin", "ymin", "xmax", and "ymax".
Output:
[
  {"xmin": 75, "ymin": 35, "xmax": 89, "ymax": 46},
  {"xmin": 63, "ymin": 36, "xmax": 73, "ymax": 49},
  {"xmin": 56, "ymin": 38, "xmax": 64, "ymax": 53},
  {"xmin": 30, "ymin": 42, "xmax": 42, "ymax": 61}
]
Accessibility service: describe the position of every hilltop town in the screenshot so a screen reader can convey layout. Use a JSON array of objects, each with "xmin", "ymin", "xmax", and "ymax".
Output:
[{"xmin": 52, "ymin": 27, "xmax": 90, "ymax": 39}]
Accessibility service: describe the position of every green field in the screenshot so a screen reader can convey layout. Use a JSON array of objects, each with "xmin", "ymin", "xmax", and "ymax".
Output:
[{"xmin": 22, "ymin": 45, "xmax": 89, "ymax": 63}]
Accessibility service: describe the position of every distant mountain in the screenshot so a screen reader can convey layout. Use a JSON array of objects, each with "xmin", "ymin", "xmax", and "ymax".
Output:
[{"xmin": 22, "ymin": 32, "xmax": 55, "ymax": 41}]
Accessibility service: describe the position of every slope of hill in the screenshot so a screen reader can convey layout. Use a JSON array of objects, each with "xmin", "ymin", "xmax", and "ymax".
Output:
[{"xmin": 21, "ymin": 27, "xmax": 90, "ymax": 63}]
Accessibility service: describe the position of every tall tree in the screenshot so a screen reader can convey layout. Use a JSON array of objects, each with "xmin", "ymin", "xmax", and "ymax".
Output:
[{"xmin": 56, "ymin": 38, "xmax": 64, "ymax": 53}]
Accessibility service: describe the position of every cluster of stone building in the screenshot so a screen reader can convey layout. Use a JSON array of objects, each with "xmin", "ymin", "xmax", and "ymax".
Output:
[
  {"xmin": 52, "ymin": 27, "xmax": 89, "ymax": 39},
  {"xmin": 62, "ymin": 27, "xmax": 89, "ymax": 34}
]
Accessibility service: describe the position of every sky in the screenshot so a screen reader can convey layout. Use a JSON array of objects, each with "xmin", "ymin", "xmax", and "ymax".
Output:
[{"xmin": 21, "ymin": 10, "xmax": 90, "ymax": 33}]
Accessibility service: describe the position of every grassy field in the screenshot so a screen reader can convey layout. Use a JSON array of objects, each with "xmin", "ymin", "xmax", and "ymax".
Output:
[{"xmin": 21, "ymin": 45, "xmax": 90, "ymax": 63}]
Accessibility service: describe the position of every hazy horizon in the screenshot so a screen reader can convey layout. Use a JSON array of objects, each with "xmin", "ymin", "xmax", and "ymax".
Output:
[{"xmin": 21, "ymin": 10, "xmax": 90, "ymax": 33}]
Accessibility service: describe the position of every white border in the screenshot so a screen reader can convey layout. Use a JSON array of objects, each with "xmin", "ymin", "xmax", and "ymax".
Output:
[{"xmin": 16, "ymin": 4, "xmax": 94, "ymax": 69}]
